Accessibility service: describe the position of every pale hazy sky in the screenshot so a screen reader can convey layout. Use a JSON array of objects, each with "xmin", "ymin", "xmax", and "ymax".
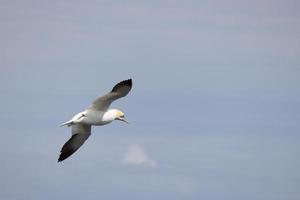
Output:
[{"xmin": 0, "ymin": 1, "xmax": 299, "ymax": 200}]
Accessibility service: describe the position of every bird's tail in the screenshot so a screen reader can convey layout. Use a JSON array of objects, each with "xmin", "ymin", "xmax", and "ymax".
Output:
[{"xmin": 60, "ymin": 120, "xmax": 73, "ymax": 127}]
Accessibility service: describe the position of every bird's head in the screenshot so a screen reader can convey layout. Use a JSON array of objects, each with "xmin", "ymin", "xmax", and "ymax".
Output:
[{"xmin": 110, "ymin": 109, "xmax": 129, "ymax": 124}]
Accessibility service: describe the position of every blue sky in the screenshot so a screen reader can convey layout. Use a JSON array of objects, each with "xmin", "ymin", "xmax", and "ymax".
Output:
[{"xmin": 0, "ymin": 1, "xmax": 299, "ymax": 199}]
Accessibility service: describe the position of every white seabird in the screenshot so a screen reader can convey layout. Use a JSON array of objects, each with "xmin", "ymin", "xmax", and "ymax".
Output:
[{"xmin": 58, "ymin": 79, "xmax": 132, "ymax": 162}]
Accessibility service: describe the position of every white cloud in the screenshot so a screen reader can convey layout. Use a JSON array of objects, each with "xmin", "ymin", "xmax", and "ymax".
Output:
[{"xmin": 123, "ymin": 144, "xmax": 157, "ymax": 167}]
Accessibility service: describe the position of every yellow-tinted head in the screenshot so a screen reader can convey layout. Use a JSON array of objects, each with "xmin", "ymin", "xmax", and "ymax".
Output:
[{"xmin": 111, "ymin": 109, "xmax": 129, "ymax": 123}]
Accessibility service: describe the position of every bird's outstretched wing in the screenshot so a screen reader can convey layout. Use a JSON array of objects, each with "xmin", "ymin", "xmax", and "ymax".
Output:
[
  {"xmin": 88, "ymin": 79, "xmax": 132, "ymax": 111},
  {"xmin": 58, "ymin": 124, "xmax": 91, "ymax": 162}
]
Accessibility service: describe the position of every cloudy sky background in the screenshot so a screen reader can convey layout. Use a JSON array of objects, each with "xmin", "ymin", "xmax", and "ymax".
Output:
[{"xmin": 0, "ymin": 0, "xmax": 299, "ymax": 199}]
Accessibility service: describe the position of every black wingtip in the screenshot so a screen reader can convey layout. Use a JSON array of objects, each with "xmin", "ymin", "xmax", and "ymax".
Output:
[
  {"xmin": 57, "ymin": 134, "xmax": 80, "ymax": 162},
  {"xmin": 58, "ymin": 154, "xmax": 66, "ymax": 162},
  {"xmin": 58, "ymin": 155, "xmax": 64, "ymax": 162},
  {"xmin": 111, "ymin": 79, "xmax": 132, "ymax": 92},
  {"xmin": 58, "ymin": 146, "xmax": 76, "ymax": 162}
]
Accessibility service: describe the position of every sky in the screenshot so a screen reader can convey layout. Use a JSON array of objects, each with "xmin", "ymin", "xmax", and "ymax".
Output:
[{"xmin": 0, "ymin": 0, "xmax": 300, "ymax": 199}]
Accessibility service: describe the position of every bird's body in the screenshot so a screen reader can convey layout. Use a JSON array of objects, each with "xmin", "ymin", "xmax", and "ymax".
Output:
[
  {"xmin": 58, "ymin": 79, "xmax": 132, "ymax": 162},
  {"xmin": 82, "ymin": 109, "xmax": 108, "ymax": 125},
  {"xmin": 63, "ymin": 110, "xmax": 108, "ymax": 126}
]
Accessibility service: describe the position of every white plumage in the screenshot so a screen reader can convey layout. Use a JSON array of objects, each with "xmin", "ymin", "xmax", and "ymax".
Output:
[{"xmin": 58, "ymin": 79, "xmax": 132, "ymax": 162}]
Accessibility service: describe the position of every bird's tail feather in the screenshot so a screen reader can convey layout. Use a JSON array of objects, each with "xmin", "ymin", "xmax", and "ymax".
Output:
[{"xmin": 60, "ymin": 120, "xmax": 73, "ymax": 127}]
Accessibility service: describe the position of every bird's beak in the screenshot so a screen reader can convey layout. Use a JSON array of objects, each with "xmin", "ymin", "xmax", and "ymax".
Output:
[{"xmin": 117, "ymin": 117, "xmax": 129, "ymax": 124}]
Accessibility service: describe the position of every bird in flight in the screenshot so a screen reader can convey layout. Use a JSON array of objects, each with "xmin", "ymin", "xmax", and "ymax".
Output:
[{"xmin": 58, "ymin": 79, "xmax": 132, "ymax": 162}]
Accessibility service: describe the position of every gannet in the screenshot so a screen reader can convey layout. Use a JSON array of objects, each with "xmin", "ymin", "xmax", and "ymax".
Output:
[{"xmin": 58, "ymin": 79, "xmax": 132, "ymax": 162}]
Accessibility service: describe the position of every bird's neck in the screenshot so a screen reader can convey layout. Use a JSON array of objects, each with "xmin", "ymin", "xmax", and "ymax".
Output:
[{"xmin": 102, "ymin": 109, "xmax": 117, "ymax": 122}]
